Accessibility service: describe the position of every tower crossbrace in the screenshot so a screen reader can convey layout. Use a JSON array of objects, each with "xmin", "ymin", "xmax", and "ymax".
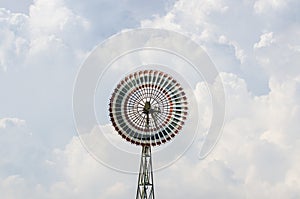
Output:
[{"xmin": 136, "ymin": 145, "xmax": 155, "ymax": 199}]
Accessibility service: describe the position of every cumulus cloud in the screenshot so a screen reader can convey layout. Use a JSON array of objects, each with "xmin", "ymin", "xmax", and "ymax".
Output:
[
  {"xmin": 153, "ymin": 72, "xmax": 300, "ymax": 198},
  {"xmin": 0, "ymin": 0, "xmax": 89, "ymax": 72},
  {"xmin": 254, "ymin": 32, "xmax": 275, "ymax": 49},
  {"xmin": 1, "ymin": 0, "xmax": 300, "ymax": 198},
  {"xmin": 219, "ymin": 35, "xmax": 246, "ymax": 63},
  {"xmin": 0, "ymin": 117, "xmax": 45, "ymax": 187},
  {"xmin": 140, "ymin": 0, "xmax": 243, "ymax": 63},
  {"xmin": 254, "ymin": 0, "xmax": 287, "ymax": 14},
  {"xmin": 0, "ymin": 134, "xmax": 135, "ymax": 199},
  {"xmin": 139, "ymin": 0, "xmax": 300, "ymax": 198},
  {"xmin": 141, "ymin": 0, "xmax": 266, "ymax": 92},
  {"xmin": 141, "ymin": 0, "xmax": 300, "ymax": 94},
  {"xmin": 39, "ymin": 71, "xmax": 299, "ymax": 199},
  {"xmin": 254, "ymin": 27, "xmax": 300, "ymax": 78},
  {"xmin": 0, "ymin": 8, "xmax": 29, "ymax": 71},
  {"xmin": 29, "ymin": 0, "xmax": 89, "ymax": 35},
  {"xmin": 0, "ymin": 0, "xmax": 178, "ymax": 198},
  {"xmin": 0, "ymin": 118, "xmax": 26, "ymax": 128}
]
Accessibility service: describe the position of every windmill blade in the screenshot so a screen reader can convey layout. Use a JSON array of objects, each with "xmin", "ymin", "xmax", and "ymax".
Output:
[{"xmin": 109, "ymin": 70, "xmax": 188, "ymax": 146}]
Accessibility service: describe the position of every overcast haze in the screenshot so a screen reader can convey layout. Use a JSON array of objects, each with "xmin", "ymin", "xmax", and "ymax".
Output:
[{"xmin": 0, "ymin": 0, "xmax": 300, "ymax": 198}]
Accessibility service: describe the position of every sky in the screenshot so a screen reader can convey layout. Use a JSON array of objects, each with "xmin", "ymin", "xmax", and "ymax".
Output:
[{"xmin": 0, "ymin": 0, "xmax": 300, "ymax": 198}]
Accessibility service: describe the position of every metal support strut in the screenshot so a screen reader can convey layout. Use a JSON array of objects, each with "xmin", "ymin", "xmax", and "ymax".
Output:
[{"xmin": 136, "ymin": 145, "xmax": 155, "ymax": 199}]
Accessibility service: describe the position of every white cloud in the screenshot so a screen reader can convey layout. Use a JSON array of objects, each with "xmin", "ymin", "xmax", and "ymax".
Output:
[
  {"xmin": 141, "ymin": 0, "xmax": 228, "ymax": 37},
  {"xmin": 254, "ymin": 26, "xmax": 300, "ymax": 79},
  {"xmin": 254, "ymin": 0, "xmax": 287, "ymax": 14},
  {"xmin": 0, "ymin": 1, "xmax": 176, "ymax": 198},
  {"xmin": 28, "ymin": 0, "xmax": 90, "ymax": 53},
  {"xmin": 254, "ymin": 32, "xmax": 275, "ymax": 49},
  {"xmin": 46, "ymin": 136, "xmax": 114, "ymax": 199},
  {"xmin": 141, "ymin": 0, "xmax": 251, "ymax": 72},
  {"xmin": 101, "ymin": 182, "xmax": 128, "ymax": 199},
  {"xmin": 0, "ymin": 118, "xmax": 26, "ymax": 129},
  {"xmin": 0, "ymin": 0, "xmax": 89, "ymax": 72},
  {"xmin": 153, "ymin": 72, "xmax": 300, "ymax": 198},
  {"xmin": 1, "ymin": 0, "xmax": 300, "ymax": 198},
  {"xmin": 0, "ymin": 0, "xmax": 32, "ymax": 14},
  {"xmin": 0, "ymin": 134, "xmax": 134, "ymax": 199},
  {"xmin": 0, "ymin": 8, "xmax": 29, "ymax": 71},
  {"xmin": 0, "ymin": 72, "xmax": 299, "ymax": 198},
  {"xmin": 29, "ymin": 0, "xmax": 89, "ymax": 35},
  {"xmin": 67, "ymin": 72, "xmax": 300, "ymax": 198},
  {"xmin": 219, "ymin": 35, "xmax": 246, "ymax": 63},
  {"xmin": 141, "ymin": 0, "xmax": 300, "ymax": 94}
]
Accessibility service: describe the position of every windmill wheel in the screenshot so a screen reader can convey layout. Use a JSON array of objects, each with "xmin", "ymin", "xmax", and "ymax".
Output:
[{"xmin": 109, "ymin": 70, "xmax": 188, "ymax": 146}]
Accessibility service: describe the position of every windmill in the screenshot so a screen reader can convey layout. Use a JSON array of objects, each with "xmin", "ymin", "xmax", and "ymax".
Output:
[
  {"xmin": 109, "ymin": 70, "xmax": 188, "ymax": 199},
  {"xmin": 73, "ymin": 28, "xmax": 225, "ymax": 199}
]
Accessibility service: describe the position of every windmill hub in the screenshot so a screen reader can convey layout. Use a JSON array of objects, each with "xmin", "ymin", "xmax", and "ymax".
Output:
[{"xmin": 143, "ymin": 101, "xmax": 151, "ymax": 114}]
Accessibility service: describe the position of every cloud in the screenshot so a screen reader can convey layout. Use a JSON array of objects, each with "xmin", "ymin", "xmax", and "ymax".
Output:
[
  {"xmin": 0, "ymin": 0, "xmax": 89, "ymax": 72},
  {"xmin": 0, "ymin": 0, "xmax": 32, "ymax": 14},
  {"xmin": 254, "ymin": 32, "xmax": 275, "ymax": 49},
  {"xmin": 254, "ymin": 26, "xmax": 300, "ymax": 79},
  {"xmin": 0, "ymin": 1, "xmax": 177, "ymax": 198},
  {"xmin": 0, "ymin": 118, "xmax": 26, "ymax": 129},
  {"xmin": 0, "ymin": 117, "xmax": 47, "ymax": 188},
  {"xmin": 0, "ymin": 0, "xmax": 95, "ymax": 154},
  {"xmin": 139, "ymin": 2, "xmax": 300, "ymax": 195},
  {"xmin": 153, "ymin": 72, "xmax": 300, "ymax": 198},
  {"xmin": 141, "ymin": 0, "xmax": 262, "ymax": 91},
  {"xmin": 1, "ymin": 72, "xmax": 299, "ymax": 198},
  {"xmin": 0, "ymin": 134, "xmax": 138, "ymax": 199},
  {"xmin": 0, "ymin": 8, "xmax": 29, "ymax": 71},
  {"xmin": 254, "ymin": 0, "xmax": 287, "ymax": 14},
  {"xmin": 219, "ymin": 35, "xmax": 246, "ymax": 63},
  {"xmin": 28, "ymin": 0, "xmax": 90, "ymax": 54},
  {"xmin": 141, "ymin": 0, "xmax": 300, "ymax": 95},
  {"xmin": 50, "ymin": 72, "xmax": 300, "ymax": 198},
  {"xmin": 1, "ymin": 0, "xmax": 300, "ymax": 198},
  {"xmin": 29, "ymin": 0, "xmax": 89, "ymax": 35},
  {"xmin": 101, "ymin": 182, "xmax": 128, "ymax": 199}
]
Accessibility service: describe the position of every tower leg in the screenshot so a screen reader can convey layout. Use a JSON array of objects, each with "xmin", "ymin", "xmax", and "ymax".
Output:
[{"xmin": 136, "ymin": 145, "xmax": 155, "ymax": 199}]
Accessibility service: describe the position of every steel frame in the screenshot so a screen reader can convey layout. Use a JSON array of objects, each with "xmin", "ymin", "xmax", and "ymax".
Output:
[{"xmin": 136, "ymin": 145, "xmax": 155, "ymax": 199}]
